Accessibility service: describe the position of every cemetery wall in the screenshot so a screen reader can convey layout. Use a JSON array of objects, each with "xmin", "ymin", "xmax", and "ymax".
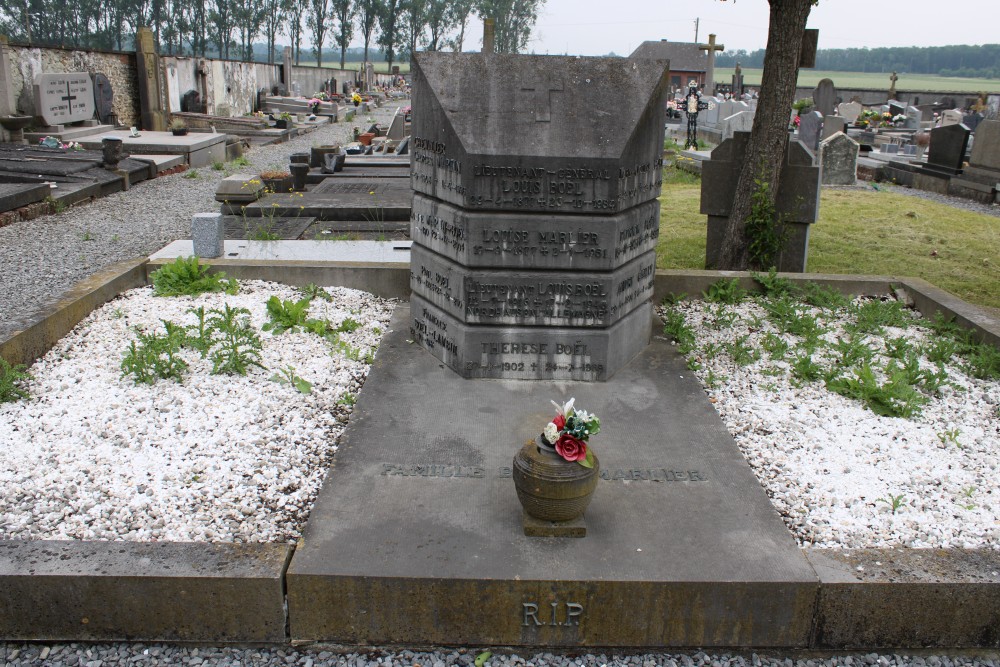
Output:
[
  {"xmin": 162, "ymin": 56, "xmax": 282, "ymax": 116},
  {"xmin": 289, "ymin": 64, "xmax": 356, "ymax": 96},
  {"xmin": 6, "ymin": 44, "xmax": 140, "ymax": 126}
]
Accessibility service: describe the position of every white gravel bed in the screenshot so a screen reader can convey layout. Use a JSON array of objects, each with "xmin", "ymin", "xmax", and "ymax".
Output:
[
  {"xmin": 0, "ymin": 101, "xmax": 405, "ymax": 341},
  {"xmin": 0, "ymin": 280, "xmax": 394, "ymax": 542},
  {"xmin": 658, "ymin": 294, "xmax": 1000, "ymax": 549}
]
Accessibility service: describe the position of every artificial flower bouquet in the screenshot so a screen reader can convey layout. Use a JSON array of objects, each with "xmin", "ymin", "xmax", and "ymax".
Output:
[{"xmin": 541, "ymin": 398, "xmax": 600, "ymax": 468}]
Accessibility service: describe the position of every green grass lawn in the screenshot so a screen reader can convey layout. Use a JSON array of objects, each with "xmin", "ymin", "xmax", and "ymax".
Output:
[
  {"xmin": 715, "ymin": 67, "xmax": 1000, "ymax": 93},
  {"xmin": 656, "ymin": 173, "xmax": 1000, "ymax": 310}
]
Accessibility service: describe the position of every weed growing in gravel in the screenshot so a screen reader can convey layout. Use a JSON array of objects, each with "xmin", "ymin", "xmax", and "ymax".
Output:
[
  {"xmin": 337, "ymin": 317, "xmax": 362, "ymax": 333},
  {"xmin": 662, "ymin": 306, "xmax": 697, "ymax": 354},
  {"xmin": 183, "ymin": 169, "xmax": 199, "ymax": 179},
  {"xmin": 937, "ymin": 428, "xmax": 962, "ymax": 448},
  {"xmin": 206, "ymin": 304, "xmax": 264, "ymax": 376},
  {"xmin": 121, "ymin": 322, "xmax": 190, "ymax": 384},
  {"xmin": 82, "ymin": 231, "xmax": 93, "ymax": 241},
  {"xmin": 270, "ymin": 366, "xmax": 313, "ymax": 394},
  {"xmin": 760, "ymin": 332, "xmax": 790, "ymax": 360},
  {"xmin": 298, "ymin": 283, "xmax": 333, "ymax": 302},
  {"xmin": 703, "ymin": 278, "xmax": 746, "ymax": 305},
  {"xmin": 799, "ymin": 282, "xmax": 850, "ymax": 311},
  {"xmin": 230, "ymin": 156, "xmax": 251, "ymax": 167},
  {"xmin": 338, "ymin": 392, "xmax": 356, "ymax": 406},
  {"xmin": 847, "ymin": 298, "xmax": 913, "ymax": 335},
  {"xmin": 752, "ymin": 268, "xmax": 797, "ymax": 299},
  {"xmin": 0, "ymin": 357, "xmax": 32, "ymax": 403},
  {"xmin": 876, "ymin": 493, "xmax": 907, "ymax": 515},
  {"xmin": 725, "ymin": 335, "xmax": 759, "ymax": 366},
  {"xmin": 212, "ymin": 160, "xmax": 225, "ymax": 171},
  {"xmin": 263, "ymin": 296, "xmax": 313, "ymax": 334},
  {"xmin": 184, "ymin": 306, "xmax": 212, "ymax": 357},
  {"xmin": 151, "ymin": 257, "xmax": 239, "ymax": 297},
  {"xmin": 790, "ymin": 353, "xmax": 825, "ymax": 386},
  {"xmin": 825, "ymin": 363, "xmax": 927, "ymax": 418}
]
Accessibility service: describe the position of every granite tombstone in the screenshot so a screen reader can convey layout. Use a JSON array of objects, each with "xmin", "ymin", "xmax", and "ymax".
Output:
[
  {"xmin": 798, "ymin": 110, "xmax": 824, "ymax": 151},
  {"xmin": 838, "ymin": 101, "xmax": 862, "ymax": 124},
  {"xmin": 92, "ymin": 73, "xmax": 114, "ymax": 125},
  {"xmin": 924, "ymin": 123, "xmax": 970, "ymax": 175},
  {"xmin": 408, "ymin": 52, "xmax": 669, "ymax": 381},
  {"xmin": 821, "ymin": 115, "xmax": 846, "ymax": 141},
  {"xmin": 820, "ymin": 132, "xmax": 859, "ymax": 186},
  {"xmin": 34, "ymin": 72, "xmax": 95, "ymax": 126},
  {"xmin": 813, "ymin": 78, "xmax": 837, "ymax": 117}
]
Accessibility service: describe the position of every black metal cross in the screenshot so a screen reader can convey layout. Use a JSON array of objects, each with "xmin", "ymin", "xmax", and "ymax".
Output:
[
  {"xmin": 61, "ymin": 81, "xmax": 77, "ymax": 114},
  {"xmin": 682, "ymin": 84, "xmax": 713, "ymax": 150},
  {"xmin": 520, "ymin": 75, "xmax": 564, "ymax": 123}
]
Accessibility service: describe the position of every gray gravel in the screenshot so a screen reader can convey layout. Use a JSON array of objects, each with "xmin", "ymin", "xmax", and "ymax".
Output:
[
  {"xmin": 0, "ymin": 104, "xmax": 400, "ymax": 341},
  {"xmin": 1, "ymin": 644, "xmax": 998, "ymax": 667}
]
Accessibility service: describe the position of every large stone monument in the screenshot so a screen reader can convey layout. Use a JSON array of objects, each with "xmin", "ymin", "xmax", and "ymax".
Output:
[
  {"xmin": 408, "ymin": 53, "xmax": 669, "ymax": 381},
  {"xmin": 33, "ymin": 73, "xmax": 96, "ymax": 126}
]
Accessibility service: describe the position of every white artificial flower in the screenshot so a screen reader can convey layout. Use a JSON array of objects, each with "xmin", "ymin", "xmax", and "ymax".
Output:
[
  {"xmin": 575, "ymin": 409, "xmax": 593, "ymax": 423},
  {"xmin": 543, "ymin": 422, "xmax": 560, "ymax": 444},
  {"xmin": 550, "ymin": 397, "xmax": 575, "ymax": 417}
]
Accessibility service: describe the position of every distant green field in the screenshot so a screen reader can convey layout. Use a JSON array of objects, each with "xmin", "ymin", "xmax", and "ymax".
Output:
[{"xmin": 715, "ymin": 67, "xmax": 1000, "ymax": 93}]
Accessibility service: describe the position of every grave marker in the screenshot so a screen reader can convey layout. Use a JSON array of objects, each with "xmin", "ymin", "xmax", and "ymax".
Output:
[
  {"xmin": 721, "ymin": 110, "xmax": 754, "ymax": 141},
  {"xmin": 838, "ymin": 101, "xmax": 862, "ymax": 124},
  {"xmin": 408, "ymin": 52, "xmax": 668, "ymax": 381},
  {"xmin": 813, "ymin": 78, "xmax": 837, "ymax": 117},
  {"xmin": 92, "ymin": 73, "xmax": 115, "ymax": 125},
  {"xmin": 33, "ymin": 73, "xmax": 95, "ymax": 126},
  {"xmin": 821, "ymin": 115, "xmax": 846, "ymax": 141},
  {"xmin": 798, "ymin": 110, "xmax": 823, "ymax": 151}
]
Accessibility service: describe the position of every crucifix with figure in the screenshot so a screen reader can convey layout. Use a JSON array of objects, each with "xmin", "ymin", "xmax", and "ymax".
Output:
[
  {"xmin": 682, "ymin": 82, "xmax": 714, "ymax": 150},
  {"xmin": 698, "ymin": 33, "xmax": 725, "ymax": 96}
]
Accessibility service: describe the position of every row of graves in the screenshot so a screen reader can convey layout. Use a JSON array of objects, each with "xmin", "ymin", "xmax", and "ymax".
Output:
[
  {"xmin": 679, "ymin": 77, "xmax": 1000, "ymax": 205},
  {"xmin": 212, "ymin": 104, "xmax": 413, "ymax": 241}
]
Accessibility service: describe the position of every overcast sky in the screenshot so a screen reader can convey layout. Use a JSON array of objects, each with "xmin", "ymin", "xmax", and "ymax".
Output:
[{"xmin": 457, "ymin": 0, "xmax": 999, "ymax": 56}]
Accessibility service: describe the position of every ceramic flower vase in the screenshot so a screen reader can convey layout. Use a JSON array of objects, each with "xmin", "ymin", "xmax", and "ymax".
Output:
[{"xmin": 512, "ymin": 437, "xmax": 599, "ymax": 522}]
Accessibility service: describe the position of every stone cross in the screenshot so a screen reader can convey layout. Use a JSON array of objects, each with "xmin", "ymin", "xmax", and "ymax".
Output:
[
  {"xmin": 520, "ymin": 75, "xmax": 564, "ymax": 123},
  {"xmin": 888, "ymin": 71, "xmax": 898, "ymax": 100},
  {"xmin": 698, "ymin": 33, "xmax": 725, "ymax": 95}
]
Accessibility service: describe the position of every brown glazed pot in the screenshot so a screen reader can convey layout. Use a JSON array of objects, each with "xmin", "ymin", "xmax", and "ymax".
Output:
[{"xmin": 513, "ymin": 437, "xmax": 599, "ymax": 522}]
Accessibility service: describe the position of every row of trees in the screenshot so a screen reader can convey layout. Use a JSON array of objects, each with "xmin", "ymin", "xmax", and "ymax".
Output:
[
  {"xmin": 718, "ymin": 43, "xmax": 1000, "ymax": 78},
  {"xmin": 0, "ymin": 0, "xmax": 544, "ymax": 66}
]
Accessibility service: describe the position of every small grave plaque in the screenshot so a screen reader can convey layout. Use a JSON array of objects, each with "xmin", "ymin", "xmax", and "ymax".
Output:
[{"xmin": 34, "ymin": 72, "xmax": 95, "ymax": 126}]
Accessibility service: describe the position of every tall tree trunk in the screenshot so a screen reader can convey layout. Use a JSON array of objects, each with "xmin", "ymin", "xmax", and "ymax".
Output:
[{"xmin": 716, "ymin": 0, "xmax": 813, "ymax": 270}]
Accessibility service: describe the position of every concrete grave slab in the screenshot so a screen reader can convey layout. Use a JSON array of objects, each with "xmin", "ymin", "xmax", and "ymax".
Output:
[
  {"xmin": 0, "ymin": 182, "xmax": 51, "ymax": 213},
  {"xmin": 77, "ymin": 130, "xmax": 227, "ymax": 168},
  {"xmin": 286, "ymin": 305, "xmax": 817, "ymax": 647},
  {"xmin": 239, "ymin": 177, "xmax": 411, "ymax": 221}
]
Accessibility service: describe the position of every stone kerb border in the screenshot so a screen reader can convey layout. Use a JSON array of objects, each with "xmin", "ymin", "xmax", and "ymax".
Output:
[{"xmin": 0, "ymin": 260, "xmax": 998, "ymax": 647}]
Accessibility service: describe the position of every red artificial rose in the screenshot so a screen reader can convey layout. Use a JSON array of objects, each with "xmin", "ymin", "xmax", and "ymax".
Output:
[
  {"xmin": 555, "ymin": 434, "xmax": 587, "ymax": 462},
  {"xmin": 552, "ymin": 414, "xmax": 566, "ymax": 430}
]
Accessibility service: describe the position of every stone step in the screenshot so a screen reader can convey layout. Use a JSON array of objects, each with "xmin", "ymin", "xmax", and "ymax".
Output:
[{"xmin": 24, "ymin": 124, "xmax": 117, "ymax": 143}]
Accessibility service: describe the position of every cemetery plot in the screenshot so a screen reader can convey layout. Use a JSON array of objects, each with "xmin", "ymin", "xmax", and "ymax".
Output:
[
  {"xmin": 659, "ymin": 281, "xmax": 1000, "ymax": 549},
  {"xmin": 0, "ymin": 280, "xmax": 393, "ymax": 542}
]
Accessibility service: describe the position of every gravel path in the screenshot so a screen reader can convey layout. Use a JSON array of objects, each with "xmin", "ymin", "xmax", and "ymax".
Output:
[
  {"xmin": 0, "ymin": 644, "xmax": 998, "ymax": 667},
  {"xmin": 0, "ymin": 103, "xmax": 402, "ymax": 341}
]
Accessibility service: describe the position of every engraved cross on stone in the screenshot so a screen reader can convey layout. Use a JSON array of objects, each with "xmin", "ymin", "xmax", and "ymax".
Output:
[
  {"xmin": 61, "ymin": 82, "xmax": 77, "ymax": 113},
  {"xmin": 520, "ymin": 74, "xmax": 564, "ymax": 123}
]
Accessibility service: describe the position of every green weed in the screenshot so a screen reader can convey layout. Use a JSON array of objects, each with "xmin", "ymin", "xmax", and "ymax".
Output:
[
  {"xmin": 270, "ymin": 366, "xmax": 313, "ymax": 394},
  {"xmin": 205, "ymin": 304, "xmax": 264, "ymax": 376},
  {"xmin": 121, "ymin": 321, "xmax": 189, "ymax": 384},
  {"xmin": 703, "ymin": 278, "xmax": 745, "ymax": 305},
  {"xmin": 760, "ymin": 332, "xmax": 790, "ymax": 360},
  {"xmin": 0, "ymin": 357, "xmax": 32, "ymax": 403},
  {"xmin": 825, "ymin": 363, "xmax": 927, "ymax": 418},
  {"xmin": 876, "ymin": 493, "xmax": 907, "ymax": 515},
  {"xmin": 183, "ymin": 169, "xmax": 200, "ymax": 179},
  {"xmin": 298, "ymin": 283, "xmax": 333, "ymax": 302},
  {"xmin": 262, "ymin": 296, "xmax": 312, "ymax": 334},
  {"xmin": 151, "ymin": 257, "xmax": 239, "ymax": 297},
  {"xmin": 662, "ymin": 307, "xmax": 697, "ymax": 354}
]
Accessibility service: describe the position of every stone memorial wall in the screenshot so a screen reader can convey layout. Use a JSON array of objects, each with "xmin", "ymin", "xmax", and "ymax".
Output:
[{"xmin": 408, "ymin": 53, "xmax": 669, "ymax": 381}]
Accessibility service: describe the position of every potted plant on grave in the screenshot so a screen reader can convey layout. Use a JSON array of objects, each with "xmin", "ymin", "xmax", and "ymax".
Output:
[
  {"xmin": 275, "ymin": 112, "xmax": 293, "ymax": 129},
  {"xmin": 512, "ymin": 398, "xmax": 601, "ymax": 522},
  {"xmin": 168, "ymin": 118, "xmax": 188, "ymax": 136},
  {"xmin": 259, "ymin": 169, "xmax": 293, "ymax": 194},
  {"xmin": 352, "ymin": 92, "xmax": 362, "ymax": 107},
  {"xmin": 792, "ymin": 97, "xmax": 814, "ymax": 116}
]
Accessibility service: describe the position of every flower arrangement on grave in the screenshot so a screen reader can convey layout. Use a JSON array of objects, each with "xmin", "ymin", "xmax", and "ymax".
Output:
[
  {"xmin": 352, "ymin": 92, "xmax": 362, "ymax": 107},
  {"xmin": 791, "ymin": 97, "xmax": 813, "ymax": 115},
  {"xmin": 38, "ymin": 136, "xmax": 83, "ymax": 150},
  {"xmin": 313, "ymin": 92, "xmax": 329, "ymax": 101},
  {"xmin": 308, "ymin": 97, "xmax": 322, "ymax": 114},
  {"xmin": 540, "ymin": 398, "xmax": 601, "ymax": 468},
  {"xmin": 892, "ymin": 114, "xmax": 906, "ymax": 127}
]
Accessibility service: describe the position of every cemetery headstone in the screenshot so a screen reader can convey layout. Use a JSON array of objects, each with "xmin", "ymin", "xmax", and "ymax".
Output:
[
  {"xmin": 922, "ymin": 123, "xmax": 970, "ymax": 175},
  {"xmin": 838, "ymin": 101, "xmax": 862, "ymax": 124},
  {"xmin": 798, "ymin": 110, "xmax": 823, "ymax": 151},
  {"xmin": 947, "ymin": 119, "xmax": 1000, "ymax": 202},
  {"xmin": 135, "ymin": 27, "xmax": 167, "ymax": 131},
  {"xmin": 408, "ymin": 52, "xmax": 668, "ymax": 381},
  {"xmin": 721, "ymin": 110, "xmax": 754, "ymax": 141},
  {"xmin": 702, "ymin": 132, "xmax": 820, "ymax": 272},
  {"xmin": 820, "ymin": 132, "xmax": 859, "ymax": 185},
  {"xmin": 821, "ymin": 115, "xmax": 846, "ymax": 141},
  {"xmin": 33, "ymin": 73, "xmax": 96, "ymax": 126},
  {"xmin": 813, "ymin": 78, "xmax": 837, "ymax": 117},
  {"xmin": 939, "ymin": 109, "xmax": 962, "ymax": 127},
  {"xmin": 968, "ymin": 119, "xmax": 1000, "ymax": 171},
  {"xmin": 92, "ymin": 73, "xmax": 114, "ymax": 125},
  {"xmin": 905, "ymin": 106, "xmax": 922, "ymax": 130},
  {"xmin": 962, "ymin": 112, "xmax": 983, "ymax": 132},
  {"xmin": 386, "ymin": 110, "xmax": 406, "ymax": 140},
  {"xmin": 888, "ymin": 100, "xmax": 905, "ymax": 117},
  {"xmin": 702, "ymin": 96, "xmax": 722, "ymax": 127}
]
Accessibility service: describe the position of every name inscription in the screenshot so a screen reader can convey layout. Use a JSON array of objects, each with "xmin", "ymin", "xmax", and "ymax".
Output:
[{"xmin": 380, "ymin": 463, "xmax": 708, "ymax": 482}]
